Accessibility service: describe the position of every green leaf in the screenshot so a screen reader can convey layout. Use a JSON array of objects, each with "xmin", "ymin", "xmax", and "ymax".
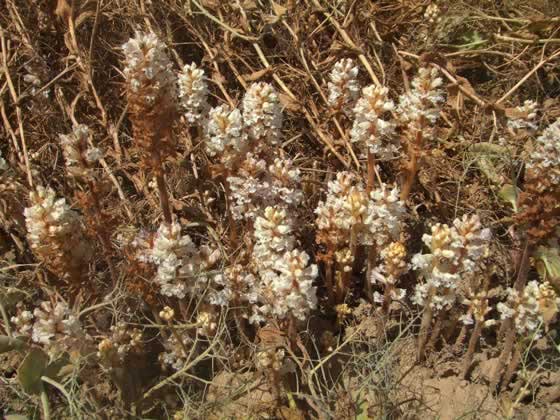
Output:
[
  {"xmin": 0, "ymin": 335, "xmax": 27, "ymax": 353},
  {"xmin": 469, "ymin": 142, "xmax": 508, "ymax": 155},
  {"xmin": 44, "ymin": 353, "xmax": 71, "ymax": 382},
  {"xmin": 18, "ymin": 348, "xmax": 49, "ymax": 395},
  {"xmin": 498, "ymin": 184, "xmax": 520, "ymax": 212},
  {"xmin": 469, "ymin": 142, "xmax": 510, "ymax": 185},
  {"xmin": 534, "ymin": 246, "xmax": 560, "ymax": 282},
  {"xmin": 4, "ymin": 415, "xmax": 29, "ymax": 420},
  {"xmin": 353, "ymin": 389, "xmax": 371, "ymax": 420}
]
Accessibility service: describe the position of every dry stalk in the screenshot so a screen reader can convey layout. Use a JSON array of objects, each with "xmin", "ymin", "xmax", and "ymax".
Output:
[
  {"xmin": 0, "ymin": 26, "xmax": 33, "ymax": 187},
  {"xmin": 309, "ymin": 0, "xmax": 381, "ymax": 87}
]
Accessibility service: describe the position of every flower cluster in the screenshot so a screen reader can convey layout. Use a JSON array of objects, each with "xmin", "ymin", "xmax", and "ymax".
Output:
[
  {"xmin": 497, "ymin": 281, "xmax": 559, "ymax": 337},
  {"xmin": 24, "ymin": 186, "xmax": 92, "ymax": 281},
  {"xmin": 507, "ymin": 100, "xmax": 538, "ymax": 134},
  {"xmin": 12, "ymin": 300, "xmax": 86, "ymax": 355},
  {"xmin": 371, "ymin": 241, "xmax": 409, "ymax": 305},
  {"xmin": 10, "ymin": 305, "xmax": 34, "ymax": 335},
  {"xmin": 151, "ymin": 221, "xmax": 197, "ymax": 298},
  {"xmin": 424, "ymin": 3, "xmax": 441, "ymax": 24},
  {"xmin": 251, "ymin": 207, "xmax": 318, "ymax": 322},
  {"xmin": 256, "ymin": 347, "xmax": 286, "ymax": 372},
  {"xmin": 122, "ymin": 31, "xmax": 177, "ymax": 110},
  {"xmin": 412, "ymin": 214, "xmax": 491, "ymax": 311},
  {"xmin": 59, "ymin": 124, "xmax": 102, "ymax": 178},
  {"xmin": 132, "ymin": 221, "xmax": 221, "ymax": 299},
  {"xmin": 459, "ymin": 290, "xmax": 495, "ymax": 328},
  {"xmin": 204, "ymin": 104, "xmax": 245, "ymax": 164},
  {"xmin": 98, "ymin": 322, "xmax": 143, "ymax": 364},
  {"xmin": 122, "ymin": 32, "xmax": 177, "ymax": 155},
  {"xmin": 398, "ymin": 67, "xmax": 444, "ymax": 141},
  {"xmin": 196, "ymin": 305, "xmax": 219, "ymax": 337},
  {"xmin": 178, "ymin": 63, "xmax": 209, "ymax": 124},
  {"xmin": 207, "ymin": 265, "xmax": 260, "ymax": 324},
  {"xmin": 525, "ymin": 118, "xmax": 560, "ymax": 192},
  {"xmin": 159, "ymin": 331, "xmax": 193, "ymax": 370},
  {"xmin": 327, "ymin": 58, "xmax": 360, "ymax": 115},
  {"xmin": 351, "ymin": 85, "xmax": 396, "ymax": 158},
  {"xmin": 0, "ymin": 150, "xmax": 7, "ymax": 172},
  {"xmin": 243, "ymin": 82, "xmax": 283, "ymax": 145},
  {"xmin": 315, "ymin": 172, "xmax": 406, "ymax": 255},
  {"xmin": 227, "ymin": 155, "xmax": 303, "ymax": 220}
]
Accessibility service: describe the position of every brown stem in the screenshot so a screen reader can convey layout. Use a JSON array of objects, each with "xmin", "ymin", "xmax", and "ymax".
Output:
[
  {"xmin": 325, "ymin": 260, "xmax": 335, "ymax": 305},
  {"xmin": 223, "ymin": 175, "xmax": 239, "ymax": 245},
  {"xmin": 151, "ymin": 148, "xmax": 172, "ymax": 225},
  {"xmin": 491, "ymin": 323, "xmax": 516, "ymax": 391},
  {"xmin": 287, "ymin": 314, "xmax": 297, "ymax": 350},
  {"xmin": 400, "ymin": 152, "xmax": 418, "ymax": 201},
  {"xmin": 86, "ymin": 180, "xmax": 118, "ymax": 286},
  {"xmin": 463, "ymin": 321, "xmax": 483, "ymax": 379},
  {"xmin": 400, "ymin": 130, "xmax": 423, "ymax": 201},
  {"xmin": 366, "ymin": 249, "xmax": 376, "ymax": 303},
  {"xmin": 502, "ymin": 341, "xmax": 523, "ymax": 389},
  {"xmin": 339, "ymin": 227, "xmax": 358, "ymax": 302},
  {"xmin": 367, "ymin": 150, "xmax": 375, "ymax": 194},
  {"xmin": 454, "ymin": 324, "xmax": 468, "ymax": 351},
  {"xmin": 514, "ymin": 241, "xmax": 532, "ymax": 292},
  {"xmin": 417, "ymin": 303, "xmax": 434, "ymax": 362},
  {"xmin": 427, "ymin": 313, "xmax": 443, "ymax": 351}
]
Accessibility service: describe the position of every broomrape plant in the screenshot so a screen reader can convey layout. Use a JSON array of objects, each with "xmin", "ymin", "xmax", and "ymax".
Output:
[{"xmin": 5, "ymin": 25, "xmax": 560, "ymax": 419}]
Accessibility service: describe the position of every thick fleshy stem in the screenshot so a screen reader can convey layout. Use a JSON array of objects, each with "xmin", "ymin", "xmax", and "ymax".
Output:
[
  {"xmin": 365, "ymin": 151, "xmax": 376, "ymax": 301},
  {"xmin": 493, "ymin": 241, "xmax": 531, "ymax": 389},
  {"xmin": 400, "ymin": 130, "xmax": 423, "ymax": 201},
  {"xmin": 325, "ymin": 259, "xmax": 335, "ymax": 305},
  {"xmin": 502, "ymin": 341, "xmax": 523, "ymax": 389},
  {"xmin": 491, "ymin": 326, "xmax": 515, "ymax": 391},
  {"xmin": 462, "ymin": 320, "xmax": 483, "ymax": 378},
  {"xmin": 426, "ymin": 312, "xmax": 443, "ymax": 351},
  {"xmin": 338, "ymin": 226, "xmax": 357, "ymax": 302},
  {"xmin": 417, "ymin": 289, "xmax": 434, "ymax": 362},
  {"xmin": 85, "ymin": 179, "xmax": 118, "ymax": 285},
  {"xmin": 152, "ymin": 148, "xmax": 172, "ymax": 226}
]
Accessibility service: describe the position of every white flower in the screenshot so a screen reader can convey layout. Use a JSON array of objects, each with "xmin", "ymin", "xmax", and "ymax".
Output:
[
  {"xmin": 526, "ymin": 118, "xmax": 560, "ymax": 191},
  {"xmin": 122, "ymin": 32, "xmax": 177, "ymax": 109},
  {"xmin": 178, "ymin": 63, "xmax": 209, "ymax": 124},
  {"xmin": 227, "ymin": 155, "xmax": 303, "ymax": 221},
  {"xmin": 412, "ymin": 216, "xmax": 490, "ymax": 312},
  {"xmin": 159, "ymin": 331, "xmax": 192, "ymax": 371},
  {"xmin": 205, "ymin": 104, "xmax": 245, "ymax": 158},
  {"xmin": 398, "ymin": 67, "xmax": 444, "ymax": 141},
  {"xmin": 327, "ymin": 58, "xmax": 360, "ymax": 115},
  {"xmin": 498, "ymin": 281, "xmax": 559, "ymax": 337},
  {"xmin": 351, "ymin": 85, "xmax": 396, "ymax": 158},
  {"xmin": 315, "ymin": 172, "xmax": 406, "ymax": 249},
  {"xmin": 24, "ymin": 186, "xmax": 92, "ymax": 278},
  {"xmin": 424, "ymin": 3, "xmax": 441, "ymax": 24},
  {"xmin": 0, "ymin": 150, "xmax": 7, "ymax": 172},
  {"xmin": 59, "ymin": 124, "xmax": 102, "ymax": 178},
  {"xmin": 255, "ymin": 207, "xmax": 294, "ymax": 253},
  {"xmin": 11, "ymin": 310, "xmax": 34, "ymax": 335},
  {"xmin": 32, "ymin": 301, "xmax": 85, "ymax": 354},
  {"xmin": 363, "ymin": 186, "xmax": 406, "ymax": 246},
  {"xmin": 243, "ymin": 82, "xmax": 282, "ymax": 144},
  {"xmin": 271, "ymin": 249, "xmax": 318, "ymax": 320},
  {"xmin": 507, "ymin": 100, "xmax": 538, "ymax": 133},
  {"xmin": 151, "ymin": 221, "xmax": 195, "ymax": 298}
]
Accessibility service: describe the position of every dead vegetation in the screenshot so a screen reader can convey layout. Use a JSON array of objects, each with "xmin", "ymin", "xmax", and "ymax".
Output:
[{"xmin": 1, "ymin": 0, "xmax": 560, "ymax": 419}]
